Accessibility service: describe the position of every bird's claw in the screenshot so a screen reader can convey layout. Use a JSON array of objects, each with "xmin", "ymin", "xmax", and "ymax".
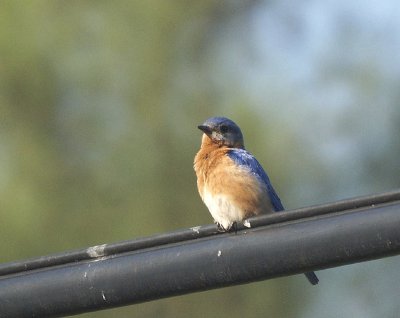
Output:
[{"xmin": 216, "ymin": 222, "xmax": 238, "ymax": 234}]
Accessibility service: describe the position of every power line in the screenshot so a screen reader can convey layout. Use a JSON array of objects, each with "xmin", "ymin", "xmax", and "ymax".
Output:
[{"xmin": 1, "ymin": 190, "xmax": 400, "ymax": 317}]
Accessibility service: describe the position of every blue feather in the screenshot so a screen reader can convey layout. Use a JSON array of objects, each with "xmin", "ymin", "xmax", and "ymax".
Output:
[{"xmin": 227, "ymin": 149, "xmax": 284, "ymax": 212}]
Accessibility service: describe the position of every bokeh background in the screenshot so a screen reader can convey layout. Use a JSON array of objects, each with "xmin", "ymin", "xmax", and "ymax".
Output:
[{"xmin": 1, "ymin": 1, "xmax": 400, "ymax": 317}]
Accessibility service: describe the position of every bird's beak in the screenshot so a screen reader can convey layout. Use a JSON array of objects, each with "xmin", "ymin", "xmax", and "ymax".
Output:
[{"xmin": 198, "ymin": 125, "xmax": 212, "ymax": 135}]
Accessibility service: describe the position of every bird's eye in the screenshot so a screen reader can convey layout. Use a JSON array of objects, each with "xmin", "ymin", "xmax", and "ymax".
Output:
[{"xmin": 220, "ymin": 125, "xmax": 229, "ymax": 133}]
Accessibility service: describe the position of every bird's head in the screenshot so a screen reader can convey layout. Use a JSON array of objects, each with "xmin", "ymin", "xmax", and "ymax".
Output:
[{"xmin": 198, "ymin": 117, "xmax": 244, "ymax": 148}]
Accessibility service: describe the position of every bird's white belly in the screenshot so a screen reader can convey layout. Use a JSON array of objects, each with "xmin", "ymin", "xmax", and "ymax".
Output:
[{"xmin": 202, "ymin": 188, "xmax": 244, "ymax": 230}]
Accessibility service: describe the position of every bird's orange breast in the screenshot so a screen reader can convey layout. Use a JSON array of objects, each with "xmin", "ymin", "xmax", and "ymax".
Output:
[{"xmin": 194, "ymin": 135, "xmax": 273, "ymax": 221}]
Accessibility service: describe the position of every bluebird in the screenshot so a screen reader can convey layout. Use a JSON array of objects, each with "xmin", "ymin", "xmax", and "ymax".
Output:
[{"xmin": 194, "ymin": 116, "xmax": 319, "ymax": 285}]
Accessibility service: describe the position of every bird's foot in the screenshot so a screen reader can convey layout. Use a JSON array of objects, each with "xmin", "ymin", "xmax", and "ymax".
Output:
[
  {"xmin": 216, "ymin": 222, "xmax": 227, "ymax": 232},
  {"xmin": 216, "ymin": 222, "xmax": 237, "ymax": 233},
  {"xmin": 231, "ymin": 222, "xmax": 238, "ymax": 234}
]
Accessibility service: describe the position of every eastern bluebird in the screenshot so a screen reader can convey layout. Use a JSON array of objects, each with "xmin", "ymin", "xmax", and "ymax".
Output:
[{"xmin": 194, "ymin": 116, "xmax": 319, "ymax": 285}]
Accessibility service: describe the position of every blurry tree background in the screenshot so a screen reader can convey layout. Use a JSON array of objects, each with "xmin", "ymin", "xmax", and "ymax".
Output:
[{"xmin": 1, "ymin": 1, "xmax": 400, "ymax": 317}]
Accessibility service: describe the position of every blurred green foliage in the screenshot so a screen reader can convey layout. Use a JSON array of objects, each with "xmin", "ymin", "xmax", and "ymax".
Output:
[{"xmin": 0, "ymin": 2, "xmax": 295, "ymax": 317}]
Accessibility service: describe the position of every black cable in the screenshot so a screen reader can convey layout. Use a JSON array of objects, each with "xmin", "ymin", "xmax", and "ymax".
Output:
[
  {"xmin": 1, "ymin": 189, "xmax": 400, "ymax": 278},
  {"xmin": 1, "ymin": 194, "xmax": 400, "ymax": 317}
]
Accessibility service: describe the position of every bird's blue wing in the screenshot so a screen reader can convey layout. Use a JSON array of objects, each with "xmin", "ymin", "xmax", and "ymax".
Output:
[{"xmin": 227, "ymin": 149, "xmax": 284, "ymax": 212}]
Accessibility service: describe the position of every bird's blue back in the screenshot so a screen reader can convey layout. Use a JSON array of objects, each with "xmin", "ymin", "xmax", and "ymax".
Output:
[{"xmin": 227, "ymin": 148, "xmax": 284, "ymax": 212}]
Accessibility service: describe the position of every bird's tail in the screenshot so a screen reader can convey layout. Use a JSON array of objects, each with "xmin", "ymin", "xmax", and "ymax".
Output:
[{"xmin": 305, "ymin": 272, "xmax": 319, "ymax": 285}]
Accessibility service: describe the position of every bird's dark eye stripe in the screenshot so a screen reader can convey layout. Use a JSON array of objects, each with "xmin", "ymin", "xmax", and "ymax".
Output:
[{"xmin": 220, "ymin": 125, "xmax": 229, "ymax": 133}]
